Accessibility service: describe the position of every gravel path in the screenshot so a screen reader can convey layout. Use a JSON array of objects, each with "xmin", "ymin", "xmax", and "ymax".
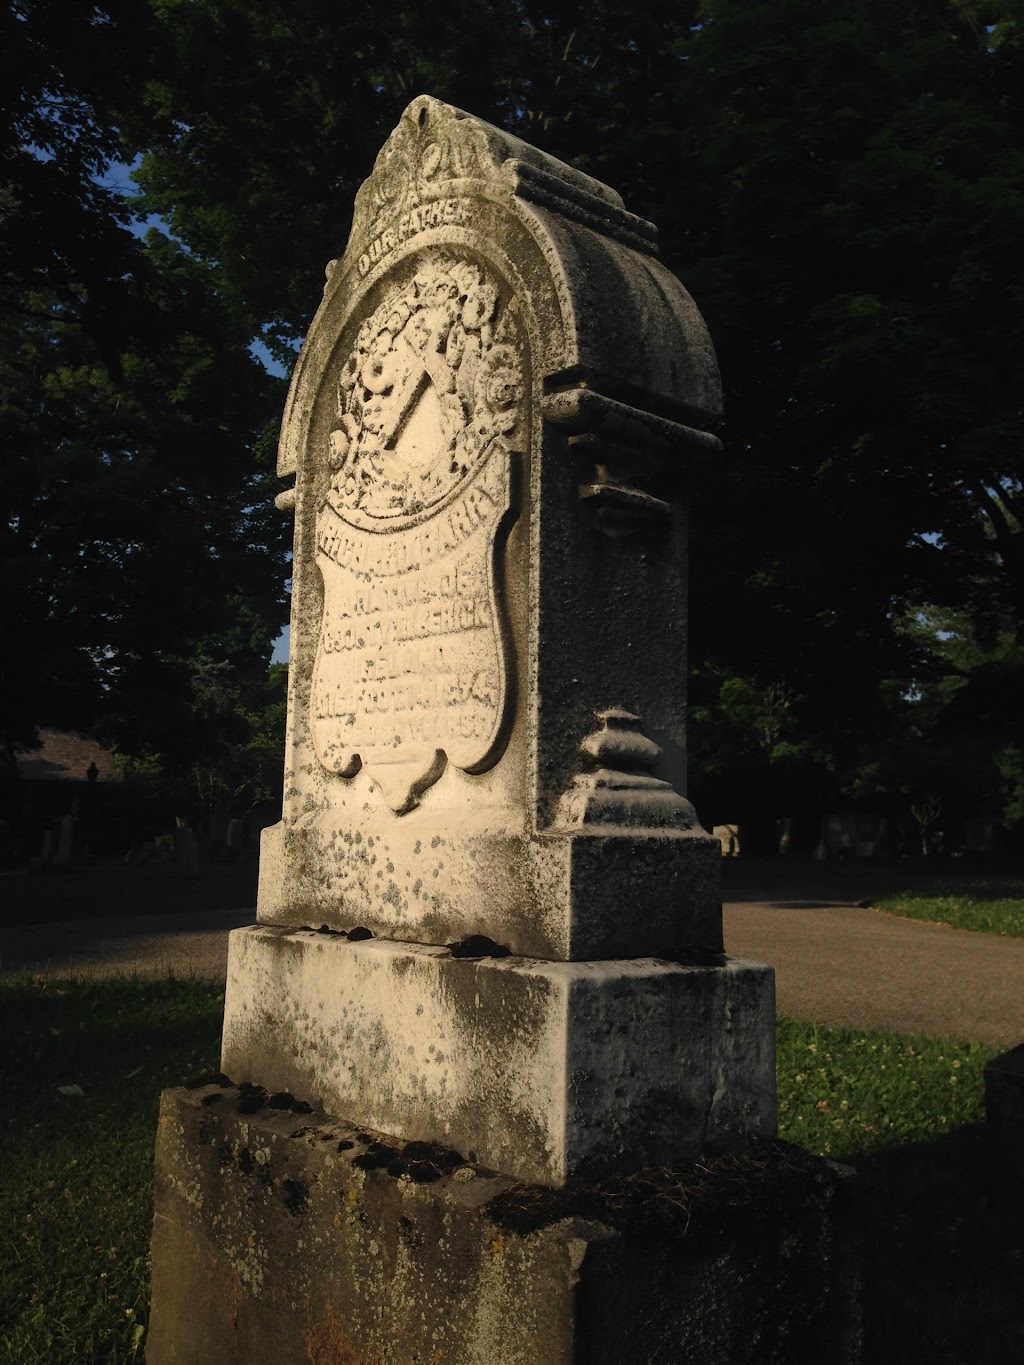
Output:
[
  {"xmin": 721, "ymin": 858, "xmax": 1024, "ymax": 1047},
  {"xmin": 0, "ymin": 906, "xmax": 253, "ymax": 982},
  {"xmin": 4, "ymin": 862, "xmax": 1022, "ymax": 1047},
  {"xmin": 725, "ymin": 901, "xmax": 1024, "ymax": 1047}
]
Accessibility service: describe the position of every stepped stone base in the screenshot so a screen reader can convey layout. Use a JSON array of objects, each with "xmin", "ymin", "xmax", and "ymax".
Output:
[
  {"xmin": 221, "ymin": 926, "xmax": 776, "ymax": 1187},
  {"xmin": 147, "ymin": 1086, "xmax": 860, "ymax": 1365}
]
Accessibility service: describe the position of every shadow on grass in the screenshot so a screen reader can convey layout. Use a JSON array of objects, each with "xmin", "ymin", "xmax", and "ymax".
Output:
[
  {"xmin": 0, "ymin": 861, "xmax": 258, "ymax": 928},
  {"xmin": 0, "ymin": 976, "xmax": 226, "ymax": 1364},
  {"xmin": 1, "ymin": 976, "xmax": 226, "ymax": 1105},
  {"xmin": 850, "ymin": 1124, "xmax": 1024, "ymax": 1364}
]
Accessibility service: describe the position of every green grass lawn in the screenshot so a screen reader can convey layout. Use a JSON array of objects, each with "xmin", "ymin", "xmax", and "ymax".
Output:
[
  {"xmin": 0, "ymin": 977, "xmax": 223, "ymax": 1364},
  {"xmin": 870, "ymin": 878, "xmax": 1024, "ymax": 937},
  {"xmin": 1, "ymin": 980, "xmax": 1020, "ymax": 1363},
  {"xmin": 780, "ymin": 1019, "xmax": 1021, "ymax": 1362}
]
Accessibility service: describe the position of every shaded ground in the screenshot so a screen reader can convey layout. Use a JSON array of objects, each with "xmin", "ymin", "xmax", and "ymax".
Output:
[
  {"xmin": 0, "ymin": 905, "xmax": 253, "ymax": 979},
  {"xmin": 0, "ymin": 861, "xmax": 258, "ymax": 926},
  {"xmin": 3, "ymin": 862, "xmax": 1022, "ymax": 1362},
  {"xmin": 0, "ymin": 862, "xmax": 258, "ymax": 979}
]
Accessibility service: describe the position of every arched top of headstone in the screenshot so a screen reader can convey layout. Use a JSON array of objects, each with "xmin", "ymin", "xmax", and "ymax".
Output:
[
  {"xmin": 354, "ymin": 94, "xmax": 629, "ymax": 228},
  {"xmin": 278, "ymin": 95, "xmax": 721, "ymax": 479}
]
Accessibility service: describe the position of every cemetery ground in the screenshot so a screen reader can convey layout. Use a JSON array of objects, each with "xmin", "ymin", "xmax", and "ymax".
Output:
[
  {"xmin": 0, "ymin": 860, "xmax": 258, "ymax": 926},
  {"xmin": 0, "ymin": 862, "xmax": 257, "ymax": 981},
  {"xmin": 1, "ymin": 861, "xmax": 1022, "ymax": 1362},
  {"xmin": 1, "ymin": 975, "xmax": 1021, "ymax": 1364},
  {"xmin": 722, "ymin": 859, "xmax": 1024, "ymax": 1047}
]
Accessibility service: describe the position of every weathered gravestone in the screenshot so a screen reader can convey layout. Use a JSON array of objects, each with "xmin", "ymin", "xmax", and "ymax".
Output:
[
  {"xmin": 149, "ymin": 97, "xmax": 857, "ymax": 1364},
  {"xmin": 55, "ymin": 811, "xmax": 76, "ymax": 867}
]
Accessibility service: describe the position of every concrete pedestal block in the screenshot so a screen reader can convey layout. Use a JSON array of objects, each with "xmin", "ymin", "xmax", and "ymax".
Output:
[
  {"xmin": 221, "ymin": 926, "xmax": 775, "ymax": 1187},
  {"xmin": 147, "ymin": 1086, "xmax": 859, "ymax": 1365}
]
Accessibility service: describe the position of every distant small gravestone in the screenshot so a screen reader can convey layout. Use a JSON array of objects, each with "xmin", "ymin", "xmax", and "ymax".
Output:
[
  {"xmin": 54, "ymin": 813, "xmax": 75, "ymax": 867},
  {"xmin": 209, "ymin": 802, "xmax": 228, "ymax": 847},
  {"xmin": 174, "ymin": 822, "xmax": 199, "ymax": 876},
  {"xmin": 714, "ymin": 822, "xmax": 742, "ymax": 856}
]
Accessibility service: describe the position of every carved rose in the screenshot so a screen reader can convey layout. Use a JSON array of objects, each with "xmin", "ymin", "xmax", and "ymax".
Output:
[
  {"xmin": 327, "ymin": 428, "xmax": 349, "ymax": 468},
  {"xmin": 476, "ymin": 344, "xmax": 521, "ymax": 427}
]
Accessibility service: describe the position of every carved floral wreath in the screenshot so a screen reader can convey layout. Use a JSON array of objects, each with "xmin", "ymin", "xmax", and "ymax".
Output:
[{"xmin": 326, "ymin": 254, "xmax": 522, "ymax": 528}]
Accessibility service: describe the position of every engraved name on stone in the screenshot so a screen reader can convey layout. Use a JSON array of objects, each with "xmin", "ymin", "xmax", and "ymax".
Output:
[
  {"xmin": 358, "ymin": 197, "xmax": 470, "ymax": 277},
  {"xmin": 311, "ymin": 250, "xmax": 523, "ymax": 813}
]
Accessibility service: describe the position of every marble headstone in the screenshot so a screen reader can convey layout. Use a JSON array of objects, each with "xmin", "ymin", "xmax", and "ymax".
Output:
[{"xmin": 220, "ymin": 95, "xmax": 775, "ymax": 1186}]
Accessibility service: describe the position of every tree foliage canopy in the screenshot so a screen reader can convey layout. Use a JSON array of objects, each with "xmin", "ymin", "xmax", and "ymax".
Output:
[
  {"xmin": 3, "ymin": 0, "xmax": 1023, "ymax": 837},
  {"xmin": 1, "ymin": 0, "xmax": 289, "ymax": 778}
]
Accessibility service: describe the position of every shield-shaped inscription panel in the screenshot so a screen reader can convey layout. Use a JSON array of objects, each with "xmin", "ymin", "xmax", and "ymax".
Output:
[{"xmin": 311, "ymin": 250, "xmax": 522, "ymax": 813}]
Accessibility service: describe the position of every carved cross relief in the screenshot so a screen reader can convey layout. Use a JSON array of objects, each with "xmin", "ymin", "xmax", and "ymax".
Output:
[{"xmin": 310, "ymin": 249, "xmax": 523, "ymax": 813}]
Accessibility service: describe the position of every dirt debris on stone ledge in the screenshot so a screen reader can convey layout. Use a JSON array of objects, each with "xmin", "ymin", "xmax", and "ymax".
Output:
[
  {"xmin": 656, "ymin": 943, "xmax": 727, "ymax": 968},
  {"xmin": 232, "ymin": 1082, "xmax": 313, "ymax": 1116},
  {"xmin": 351, "ymin": 1134, "xmax": 466, "ymax": 1183},
  {"xmin": 183, "ymin": 1071, "xmax": 233, "ymax": 1090},
  {"xmin": 447, "ymin": 934, "xmax": 510, "ymax": 959},
  {"xmin": 179, "ymin": 1088, "xmax": 838, "ymax": 1233},
  {"xmin": 484, "ymin": 1141, "xmax": 850, "ymax": 1239},
  {"xmin": 236, "ymin": 1082, "xmax": 269, "ymax": 1113},
  {"xmin": 223, "ymin": 1103, "xmax": 476, "ymax": 1183}
]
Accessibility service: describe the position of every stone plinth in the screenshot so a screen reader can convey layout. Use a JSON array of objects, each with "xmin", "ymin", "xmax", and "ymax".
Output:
[
  {"xmin": 221, "ymin": 926, "xmax": 775, "ymax": 1187},
  {"xmin": 258, "ymin": 821, "xmax": 723, "ymax": 962},
  {"xmin": 147, "ymin": 1086, "xmax": 859, "ymax": 1365}
]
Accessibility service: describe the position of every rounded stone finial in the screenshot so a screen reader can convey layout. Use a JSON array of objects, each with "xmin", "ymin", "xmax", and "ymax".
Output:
[
  {"xmin": 556, "ymin": 710, "xmax": 700, "ymax": 832},
  {"xmin": 580, "ymin": 709, "xmax": 663, "ymax": 772}
]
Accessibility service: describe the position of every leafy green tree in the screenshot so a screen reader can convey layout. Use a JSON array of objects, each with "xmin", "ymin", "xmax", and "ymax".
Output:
[
  {"xmin": 657, "ymin": 1, "xmax": 1024, "ymax": 830},
  {"xmin": 5, "ymin": 0, "xmax": 1023, "ymax": 840},
  {"xmin": 1, "ymin": 0, "xmax": 289, "ymax": 767},
  {"xmin": 121, "ymin": 658, "xmax": 289, "ymax": 827}
]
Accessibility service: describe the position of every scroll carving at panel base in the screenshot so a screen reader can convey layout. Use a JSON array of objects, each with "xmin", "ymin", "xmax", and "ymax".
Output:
[
  {"xmin": 311, "ymin": 250, "xmax": 524, "ymax": 813},
  {"xmin": 556, "ymin": 709, "xmax": 700, "ymax": 831}
]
